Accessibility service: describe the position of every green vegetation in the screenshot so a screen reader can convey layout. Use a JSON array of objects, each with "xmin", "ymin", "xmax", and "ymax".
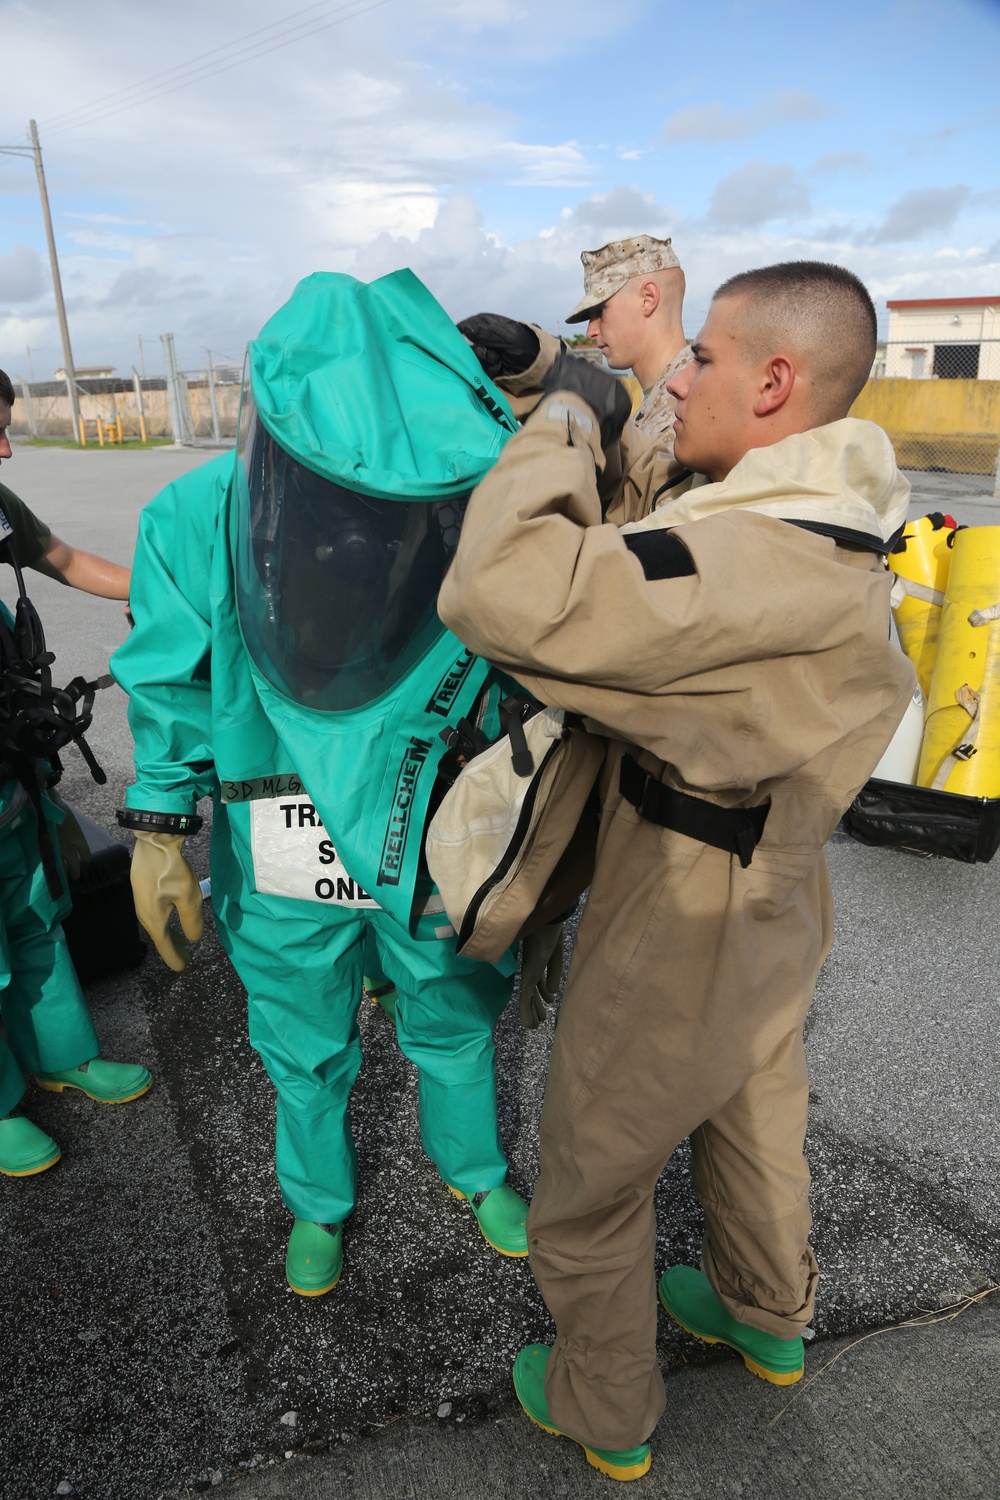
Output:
[{"xmin": 18, "ymin": 436, "xmax": 175, "ymax": 451}]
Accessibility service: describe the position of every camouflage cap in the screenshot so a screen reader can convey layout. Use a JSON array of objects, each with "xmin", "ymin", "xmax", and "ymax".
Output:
[{"xmin": 565, "ymin": 234, "xmax": 682, "ymax": 323}]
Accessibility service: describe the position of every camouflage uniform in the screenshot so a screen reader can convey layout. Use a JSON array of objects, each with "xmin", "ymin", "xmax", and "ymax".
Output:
[{"xmin": 632, "ymin": 343, "xmax": 693, "ymax": 442}]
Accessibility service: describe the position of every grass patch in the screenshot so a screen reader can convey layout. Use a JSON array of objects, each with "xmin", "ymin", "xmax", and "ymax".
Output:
[{"xmin": 18, "ymin": 437, "xmax": 176, "ymax": 451}]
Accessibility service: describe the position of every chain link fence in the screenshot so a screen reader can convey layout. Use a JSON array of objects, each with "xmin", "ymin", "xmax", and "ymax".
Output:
[
  {"xmin": 8, "ymin": 336, "xmax": 1000, "ymax": 484},
  {"xmin": 8, "ymin": 342, "xmax": 242, "ymax": 445}
]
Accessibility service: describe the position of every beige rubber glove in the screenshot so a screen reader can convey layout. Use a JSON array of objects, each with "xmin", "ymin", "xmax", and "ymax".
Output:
[
  {"xmin": 517, "ymin": 921, "xmax": 566, "ymax": 1030},
  {"xmin": 130, "ymin": 830, "xmax": 203, "ymax": 972},
  {"xmin": 47, "ymin": 790, "xmax": 92, "ymax": 883}
]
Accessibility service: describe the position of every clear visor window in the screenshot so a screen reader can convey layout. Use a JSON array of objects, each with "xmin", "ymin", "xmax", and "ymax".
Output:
[{"xmin": 235, "ymin": 392, "xmax": 467, "ymax": 711}]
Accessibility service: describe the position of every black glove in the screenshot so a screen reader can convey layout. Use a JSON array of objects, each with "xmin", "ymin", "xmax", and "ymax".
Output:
[
  {"xmin": 541, "ymin": 353, "xmax": 633, "ymax": 453},
  {"xmin": 457, "ymin": 314, "xmax": 541, "ymax": 380},
  {"xmin": 517, "ymin": 921, "xmax": 566, "ymax": 1030}
]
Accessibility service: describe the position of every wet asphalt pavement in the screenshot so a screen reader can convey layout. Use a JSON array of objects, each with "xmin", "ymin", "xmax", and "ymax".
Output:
[{"xmin": 0, "ymin": 445, "xmax": 998, "ymax": 1500}]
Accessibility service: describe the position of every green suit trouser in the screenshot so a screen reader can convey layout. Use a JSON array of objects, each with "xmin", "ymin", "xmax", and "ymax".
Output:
[
  {"xmin": 210, "ymin": 801, "xmax": 513, "ymax": 1224},
  {"xmin": 0, "ymin": 790, "xmax": 100, "ymax": 1118}
]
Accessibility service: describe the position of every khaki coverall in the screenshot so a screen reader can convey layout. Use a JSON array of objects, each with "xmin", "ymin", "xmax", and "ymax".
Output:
[{"xmin": 438, "ymin": 386, "xmax": 916, "ymax": 1450}]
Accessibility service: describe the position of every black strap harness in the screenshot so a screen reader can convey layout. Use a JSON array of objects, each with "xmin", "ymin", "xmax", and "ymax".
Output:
[
  {"xmin": 619, "ymin": 753, "xmax": 769, "ymax": 869},
  {"xmin": 0, "ymin": 525, "xmax": 111, "ymax": 896}
]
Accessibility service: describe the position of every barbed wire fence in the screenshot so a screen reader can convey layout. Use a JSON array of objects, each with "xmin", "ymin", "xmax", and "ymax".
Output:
[
  {"xmin": 9, "ymin": 337, "xmax": 243, "ymax": 447},
  {"xmin": 7, "ymin": 337, "xmax": 1000, "ymax": 491}
]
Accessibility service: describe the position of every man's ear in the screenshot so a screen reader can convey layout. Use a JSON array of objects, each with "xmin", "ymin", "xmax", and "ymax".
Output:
[
  {"xmin": 752, "ymin": 354, "xmax": 796, "ymax": 416},
  {"xmin": 638, "ymin": 278, "xmax": 661, "ymax": 319}
]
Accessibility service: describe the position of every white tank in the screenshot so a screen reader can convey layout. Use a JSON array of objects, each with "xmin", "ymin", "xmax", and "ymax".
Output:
[{"xmin": 873, "ymin": 682, "xmax": 926, "ymax": 784}]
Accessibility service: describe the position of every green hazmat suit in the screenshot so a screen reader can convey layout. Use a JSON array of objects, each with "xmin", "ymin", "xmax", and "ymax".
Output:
[
  {"xmin": 0, "ymin": 589, "xmax": 100, "ymax": 1118},
  {"xmin": 0, "ymin": 787, "xmax": 101, "ymax": 1117},
  {"xmin": 112, "ymin": 270, "xmax": 521, "ymax": 1224}
]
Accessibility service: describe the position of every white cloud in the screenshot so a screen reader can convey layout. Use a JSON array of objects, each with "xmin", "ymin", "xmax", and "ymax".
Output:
[
  {"xmin": 706, "ymin": 162, "xmax": 812, "ymax": 227},
  {"xmin": 0, "ymin": 243, "xmax": 46, "ymax": 304},
  {"xmin": 661, "ymin": 90, "xmax": 833, "ymax": 144},
  {"xmin": 810, "ymin": 150, "xmax": 872, "ymax": 177},
  {"xmin": 866, "ymin": 185, "xmax": 971, "ymax": 244},
  {"xmin": 500, "ymin": 141, "xmax": 595, "ymax": 188},
  {"xmin": 2, "ymin": 1, "xmax": 996, "ymax": 376}
]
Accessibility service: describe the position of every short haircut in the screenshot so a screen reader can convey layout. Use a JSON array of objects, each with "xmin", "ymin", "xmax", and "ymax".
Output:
[
  {"xmin": 0, "ymin": 369, "xmax": 15, "ymax": 407},
  {"xmin": 713, "ymin": 261, "xmax": 877, "ymax": 419}
]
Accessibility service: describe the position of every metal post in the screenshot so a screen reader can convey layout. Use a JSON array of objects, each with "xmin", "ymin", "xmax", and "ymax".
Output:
[
  {"xmin": 65, "ymin": 371, "xmax": 82, "ymax": 442},
  {"xmin": 131, "ymin": 365, "xmax": 148, "ymax": 443},
  {"xmin": 160, "ymin": 334, "xmax": 183, "ymax": 445},
  {"xmin": 177, "ymin": 370, "xmax": 195, "ymax": 443},
  {"xmin": 994, "ymin": 446, "xmax": 1000, "ymax": 502},
  {"xmin": 29, "ymin": 120, "xmax": 81, "ymax": 440},
  {"xmin": 13, "ymin": 376, "xmax": 38, "ymax": 439},
  {"xmin": 206, "ymin": 349, "xmax": 221, "ymax": 444},
  {"xmin": 160, "ymin": 332, "xmax": 193, "ymax": 446}
]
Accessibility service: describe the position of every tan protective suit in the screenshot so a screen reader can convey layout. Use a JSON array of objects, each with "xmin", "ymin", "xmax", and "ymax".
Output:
[{"xmin": 438, "ymin": 382, "xmax": 916, "ymax": 1451}]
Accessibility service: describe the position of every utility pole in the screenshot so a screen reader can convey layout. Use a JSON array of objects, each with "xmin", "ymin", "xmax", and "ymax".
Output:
[
  {"xmin": 0, "ymin": 123, "xmax": 82, "ymax": 440},
  {"xmin": 29, "ymin": 120, "xmax": 81, "ymax": 437}
]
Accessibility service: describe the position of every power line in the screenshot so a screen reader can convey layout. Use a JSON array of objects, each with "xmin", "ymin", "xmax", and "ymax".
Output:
[
  {"xmin": 41, "ymin": 0, "xmax": 341, "ymax": 132},
  {"xmin": 42, "ymin": 0, "xmax": 395, "ymax": 138}
]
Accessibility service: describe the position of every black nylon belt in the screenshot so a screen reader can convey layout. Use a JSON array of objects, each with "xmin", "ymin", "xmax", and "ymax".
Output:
[{"xmin": 619, "ymin": 754, "xmax": 769, "ymax": 869}]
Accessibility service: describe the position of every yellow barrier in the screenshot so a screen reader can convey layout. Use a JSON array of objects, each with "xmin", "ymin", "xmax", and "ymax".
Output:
[{"xmin": 850, "ymin": 378, "xmax": 1000, "ymax": 475}]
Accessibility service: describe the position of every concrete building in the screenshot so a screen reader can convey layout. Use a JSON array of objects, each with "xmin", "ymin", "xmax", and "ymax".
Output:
[
  {"xmin": 885, "ymin": 296, "xmax": 1000, "ymax": 380},
  {"xmin": 54, "ymin": 364, "xmax": 116, "ymax": 379}
]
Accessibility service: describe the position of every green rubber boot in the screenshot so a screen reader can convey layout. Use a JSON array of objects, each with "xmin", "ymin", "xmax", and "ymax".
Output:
[
  {"xmin": 0, "ymin": 1116, "xmax": 61, "ymax": 1177},
  {"xmin": 658, "ymin": 1265, "xmax": 804, "ymax": 1386},
  {"xmin": 34, "ymin": 1057, "xmax": 153, "ymax": 1105},
  {"xmin": 447, "ymin": 1182, "xmax": 529, "ymax": 1257},
  {"xmin": 285, "ymin": 1218, "xmax": 344, "ymax": 1296},
  {"xmin": 513, "ymin": 1344, "xmax": 652, "ymax": 1482},
  {"xmin": 363, "ymin": 975, "xmax": 397, "ymax": 1023}
]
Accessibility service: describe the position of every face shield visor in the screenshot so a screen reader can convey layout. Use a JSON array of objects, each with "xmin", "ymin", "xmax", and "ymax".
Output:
[{"xmin": 234, "ymin": 380, "xmax": 468, "ymax": 712}]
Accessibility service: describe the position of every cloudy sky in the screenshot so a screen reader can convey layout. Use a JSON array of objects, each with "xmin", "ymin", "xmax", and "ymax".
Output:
[{"xmin": 2, "ymin": 0, "xmax": 998, "ymax": 380}]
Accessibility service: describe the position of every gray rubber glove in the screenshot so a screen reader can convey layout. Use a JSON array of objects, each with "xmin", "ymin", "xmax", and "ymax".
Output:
[
  {"xmin": 130, "ymin": 829, "xmax": 203, "ymax": 972},
  {"xmin": 518, "ymin": 922, "xmax": 566, "ymax": 1030},
  {"xmin": 541, "ymin": 353, "xmax": 633, "ymax": 453},
  {"xmin": 48, "ymin": 790, "xmax": 92, "ymax": 883}
]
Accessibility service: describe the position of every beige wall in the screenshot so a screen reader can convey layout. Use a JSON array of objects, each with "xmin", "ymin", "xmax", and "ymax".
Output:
[{"xmin": 9, "ymin": 381, "xmax": 242, "ymax": 441}]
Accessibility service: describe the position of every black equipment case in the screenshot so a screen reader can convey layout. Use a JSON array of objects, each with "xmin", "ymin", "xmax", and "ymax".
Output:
[
  {"xmin": 62, "ymin": 806, "xmax": 147, "ymax": 984},
  {"xmin": 841, "ymin": 776, "xmax": 1000, "ymax": 864}
]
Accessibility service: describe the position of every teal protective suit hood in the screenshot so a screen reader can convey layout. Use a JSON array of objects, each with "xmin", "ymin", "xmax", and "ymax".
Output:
[
  {"xmin": 247, "ymin": 268, "xmax": 515, "ymax": 498},
  {"xmin": 116, "ymin": 269, "xmax": 518, "ymax": 932}
]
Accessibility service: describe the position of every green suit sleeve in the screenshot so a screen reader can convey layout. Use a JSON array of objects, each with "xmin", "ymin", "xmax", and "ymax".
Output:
[{"xmin": 112, "ymin": 454, "xmax": 232, "ymax": 813}]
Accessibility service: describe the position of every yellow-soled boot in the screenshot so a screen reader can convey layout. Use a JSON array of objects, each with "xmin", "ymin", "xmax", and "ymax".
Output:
[
  {"xmin": 659, "ymin": 1265, "xmax": 804, "ymax": 1385},
  {"xmin": 513, "ymin": 1344, "xmax": 652, "ymax": 1481},
  {"xmin": 0, "ymin": 1115, "xmax": 61, "ymax": 1177},
  {"xmin": 34, "ymin": 1057, "xmax": 152, "ymax": 1104},
  {"xmin": 447, "ymin": 1183, "xmax": 529, "ymax": 1256},
  {"xmin": 285, "ymin": 1218, "xmax": 343, "ymax": 1296}
]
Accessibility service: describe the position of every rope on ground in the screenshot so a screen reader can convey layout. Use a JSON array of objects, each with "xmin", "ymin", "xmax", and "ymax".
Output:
[{"xmin": 768, "ymin": 1282, "xmax": 1000, "ymax": 1426}]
